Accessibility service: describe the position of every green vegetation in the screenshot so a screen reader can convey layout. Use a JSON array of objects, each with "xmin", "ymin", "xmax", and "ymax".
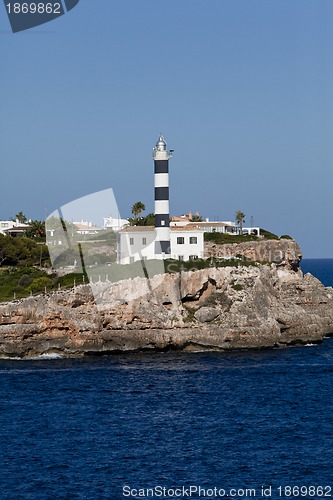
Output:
[
  {"xmin": 131, "ymin": 201, "xmax": 146, "ymax": 217},
  {"xmin": 280, "ymin": 234, "xmax": 293, "ymax": 240},
  {"xmin": 0, "ymin": 226, "xmax": 114, "ymax": 301},
  {"xmin": 236, "ymin": 210, "xmax": 246, "ymax": 234},
  {"xmin": 14, "ymin": 211, "xmax": 28, "ymax": 223},
  {"xmin": 129, "ymin": 213, "xmax": 155, "ymax": 226},
  {"xmin": 25, "ymin": 220, "xmax": 46, "ymax": 239},
  {"xmin": 260, "ymin": 229, "xmax": 279, "ymax": 240},
  {"xmin": 0, "ymin": 234, "xmax": 50, "ymax": 267},
  {"xmin": 0, "ymin": 267, "xmax": 87, "ymax": 302},
  {"xmin": 128, "ymin": 201, "xmax": 156, "ymax": 226},
  {"xmin": 204, "ymin": 228, "xmax": 282, "ymax": 244},
  {"xmin": 205, "ymin": 233, "xmax": 258, "ymax": 244},
  {"xmin": 10, "ymin": 212, "xmax": 46, "ymax": 240},
  {"xmin": 191, "ymin": 214, "xmax": 203, "ymax": 222}
]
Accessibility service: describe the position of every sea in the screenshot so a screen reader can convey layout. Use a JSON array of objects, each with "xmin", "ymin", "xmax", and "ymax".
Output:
[{"xmin": 0, "ymin": 259, "xmax": 333, "ymax": 500}]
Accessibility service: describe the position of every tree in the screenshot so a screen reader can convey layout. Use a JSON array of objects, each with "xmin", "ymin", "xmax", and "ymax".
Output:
[
  {"xmin": 25, "ymin": 220, "xmax": 45, "ymax": 239},
  {"xmin": 13, "ymin": 211, "xmax": 27, "ymax": 224},
  {"xmin": 131, "ymin": 202, "xmax": 146, "ymax": 217},
  {"xmin": 0, "ymin": 234, "xmax": 49, "ymax": 267},
  {"xmin": 129, "ymin": 213, "xmax": 155, "ymax": 227},
  {"xmin": 137, "ymin": 213, "xmax": 155, "ymax": 226},
  {"xmin": 191, "ymin": 214, "xmax": 203, "ymax": 222},
  {"xmin": 236, "ymin": 210, "xmax": 245, "ymax": 235}
]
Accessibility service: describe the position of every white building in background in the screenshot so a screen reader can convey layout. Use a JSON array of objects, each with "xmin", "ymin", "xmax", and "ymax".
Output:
[
  {"xmin": 117, "ymin": 225, "xmax": 204, "ymax": 265},
  {"xmin": 73, "ymin": 220, "xmax": 101, "ymax": 235},
  {"xmin": 103, "ymin": 216, "xmax": 129, "ymax": 232},
  {"xmin": 170, "ymin": 219, "xmax": 238, "ymax": 233},
  {"xmin": 0, "ymin": 219, "xmax": 31, "ymax": 236},
  {"xmin": 170, "ymin": 219, "xmax": 261, "ymax": 236}
]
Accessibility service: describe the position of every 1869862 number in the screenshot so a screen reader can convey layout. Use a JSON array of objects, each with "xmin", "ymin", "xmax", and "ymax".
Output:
[
  {"xmin": 6, "ymin": 2, "xmax": 62, "ymax": 14},
  {"xmin": 277, "ymin": 486, "xmax": 332, "ymax": 497}
]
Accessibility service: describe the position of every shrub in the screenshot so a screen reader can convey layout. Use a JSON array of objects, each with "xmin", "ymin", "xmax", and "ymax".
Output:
[
  {"xmin": 29, "ymin": 277, "xmax": 54, "ymax": 293},
  {"xmin": 0, "ymin": 267, "xmax": 56, "ymax": 302},
  {"xmin": 0, "ymin": 234, "xmax": 50, "ymax": 267},
  {"xmin": 260, "ymin": 229, "xmax": 279, "ymax": 239},
  {"xmin": 280, "ymin": 234, "xmax": 293, "ymax": 240},
  {"xmin": 57, "ymin": 273, "xmax": 87, "ymax": 288},
  {"xmin": 18, "ymin": 274, "xmax": 33, "ymax": 287},
  {"xmin": 204, "ymin": 232, "xmax": 258, "ymax": 244}
]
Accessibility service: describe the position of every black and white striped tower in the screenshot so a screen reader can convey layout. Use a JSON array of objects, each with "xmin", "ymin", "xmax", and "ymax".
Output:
[{"xmin": 153, "ymin": 134, "xmax": 173, "ymax": 257}]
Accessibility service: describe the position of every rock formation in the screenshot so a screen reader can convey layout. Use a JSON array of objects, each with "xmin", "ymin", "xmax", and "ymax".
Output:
[
  {"xmin": 205, "ymin": 238, "xmax": 302, "ymax": 270},
  {"xmin": 1, "ymin": 243, "xmax": 333, "ymax": 357}
]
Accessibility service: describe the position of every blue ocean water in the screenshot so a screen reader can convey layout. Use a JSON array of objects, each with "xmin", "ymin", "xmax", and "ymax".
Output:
[
  {"xmin": 0, "ymin": 261, "xmax": 333, "ymax": 500},
  {"xmin": 301, "ymin": 259, "xmax": 333, "ymax": 287}
]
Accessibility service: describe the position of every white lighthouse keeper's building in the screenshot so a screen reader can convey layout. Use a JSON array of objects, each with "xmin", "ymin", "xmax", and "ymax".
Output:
[{"xmin": 117, "ymin": 135, "xmax": 204, "ymax": 265}]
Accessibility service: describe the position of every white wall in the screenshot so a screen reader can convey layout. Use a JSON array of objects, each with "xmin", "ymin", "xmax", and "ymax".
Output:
[
  {"xmin": 117, "ymin": 229, "xmax": 204, "ymax": 264},
  {"xmin": 170, "ymin": 231, "xmax": 204, "ymax": 261},
  {"xmin": 117, "ymin": 230, "xmax": 157, "ymax": 264}
]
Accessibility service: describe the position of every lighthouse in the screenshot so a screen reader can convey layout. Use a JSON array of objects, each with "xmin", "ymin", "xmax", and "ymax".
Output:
[{"xmin": 153, "ymin": 134, "xmax": 173, "ymax": 257}]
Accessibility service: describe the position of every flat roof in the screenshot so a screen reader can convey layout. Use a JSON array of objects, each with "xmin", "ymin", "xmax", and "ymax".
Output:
[
  {"xmin": 120, "ymin": 225, "xmax": 204, "ymax": 233},
  {"xmin": 4, "ymin": 225, "xmax": 31, "ymax": 232}
]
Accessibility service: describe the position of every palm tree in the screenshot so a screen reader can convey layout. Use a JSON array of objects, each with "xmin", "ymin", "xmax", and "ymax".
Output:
[
  {"xmin": 236, "ymin": 210, "xmax": 245, "ymax": 235},
  {"xmin": 191, "ymin": 214, "xmax": 203, "ymax": 222},
  {"xmin": 24, "ymin": 220, "xmax": 45, "ymax": 239},
  {"xmin": 14, "ymin": 211, "xmax": 27, "ymax": 223},
  {"xmin": 131, "ymin": 202, "xmax": 146, "ymax": 217}
]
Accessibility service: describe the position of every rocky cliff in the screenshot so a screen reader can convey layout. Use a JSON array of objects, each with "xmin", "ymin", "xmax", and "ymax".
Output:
[
  {"xmin": 205, "ymin": 238, "xmax": 302, "ymax": 269},
  {"xmin": 1, "ymin": 254, "xmax": 333, "ymax": 357}
]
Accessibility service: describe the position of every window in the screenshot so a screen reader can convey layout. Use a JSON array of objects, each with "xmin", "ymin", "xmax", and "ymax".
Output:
[
  {"xmin": 177, "ymin": 237, "xmax": 184, "ymax": 244},
  {"xmin": 130, "ymin": 238, "xmax": 134, "ymax": 245},
  {"xmin": 142, "ymin": 237, "xmax": 146, "ymax": 245},
  {"xmin": 189, "ymin": 237, "xmax": 197, "ymax": 244},
  {"xmin": 190, "ymin": 255, "xmax": 198, "ymax": 260},
  {"xmin": 178, "ymin": 255, "xmax": 184, "ymax": 261}
]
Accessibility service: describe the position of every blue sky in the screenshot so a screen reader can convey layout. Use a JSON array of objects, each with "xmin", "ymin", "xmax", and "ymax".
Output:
[{"xmin": 1, "ymin": 0, "xmax": 333, "ymax": 257}]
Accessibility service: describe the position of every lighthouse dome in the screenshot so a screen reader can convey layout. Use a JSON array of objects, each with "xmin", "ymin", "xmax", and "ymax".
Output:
[{"xmin": 156, "ymin": 135, "xmax": 167, "ymax": 151}]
